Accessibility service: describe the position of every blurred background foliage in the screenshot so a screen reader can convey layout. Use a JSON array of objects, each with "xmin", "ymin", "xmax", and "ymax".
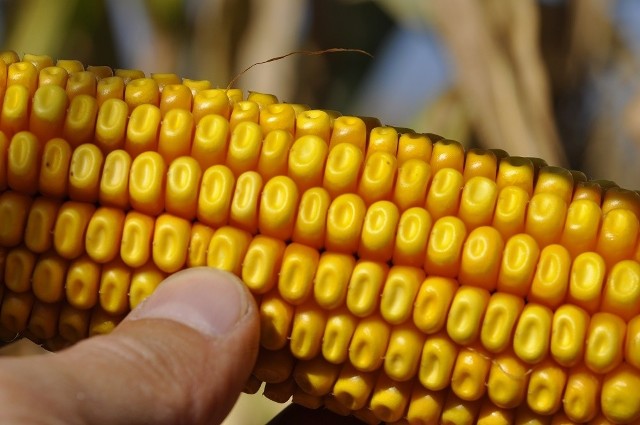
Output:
[
  {"xmin": 1, "ymin": 0, "xmax": 640, "ymax": 186},
  {"xmin": 1, "ymin": 0, "xmax": 640, "ymax": 422}
]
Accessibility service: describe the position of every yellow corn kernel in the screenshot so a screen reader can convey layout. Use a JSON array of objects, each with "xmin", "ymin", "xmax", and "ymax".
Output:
[
  {"xmin": 459, "ymin": 226, "xmax": 504, "ymax": 291},
  {"xmin": 257, "ymin": 130, "xmax": 292, "ymax": 180},
  {"xmin": 58, "ymin": 303, "xmax": 90, "ymax": 343},
  {"xmin": 30, "ymin": 85, "xmax": 68, "ymax": 141},
  {"xmin": 330, "ymin": 116, "xmax": 366, "ymax": 151},
  {"xmin": 226, "ymin": 121, "xmax": 262, "ymax": 175},
  {"xmin": 85, "ymin": 207, "xmax": 125, "ymax": 263},
  {"xmin": 32, "ymin": 252, "xmax": 67, "ymax": 303},
  {"xmin": 0, "ymin": 192, "xmax": 31, "ymax": 247},
  {"xmin": 39, "ymin": 138, "xmax": 72, "ymax": 198},
  {"xmin": 358, "ymin": 151, "xmax": 397, "ymax": 205},
  {"xmin": 1, "ymin": 85, "xmax": 30, "ymax": 135},
  {"xmin": 323, "ymin": 142, "xmax": 363, "ymax": 197},
  {"xmin": 550, "ymin": 304, "xmax": 589, "ymax": 367},
  {"xmin": 349, "ymin": 314, "xmax": 390, "ymax": 372},
  {"xmin": 393, "ymin": 207, "xmax": 432, "ymax": 267},
  {"xmin": 69, "ymin": 143, "xmax": 104, "ymax": 203},
  {"xmin": 367, "ymin": 126, "xmax": 398, "ymax": 158},
  {"xmin": 158, "ymin": 109, "xmax": 194, "ymax": 164},
  {"xmin": 384, "ymin": 323, "xmax": 426, "ymax": 382},
  {"xmin": 565, "ymin": 251, "xmax": 605, "ymax": 314},
  {"xmin": 333, "ymin": 363, "xmax": 376, "ymax": 411},
  {"xmin": 424, "ymin": 216, "xmax": 467, "ymax": 278},
  {"xmin": 425, "ymin": 168, "xmax": 464, "ymax": 220},
  {"xmin": 253, "ymin": 347, "xmax": 295, "ymax": 384},
  {"xmin": 487, "ymin": 350, "xmax": 529, "ymax": 409},
  {"xmin": 260, "ymin": 103, "xmax": 295, "ymax": 135},
  {"xmin": 259, "ymin": 291, "xmax": 294, "ymax": 350},
  {"xmin": 527, "ymin": 360, "xmax": 567, "ymax": 416},
  {"xmin": 66, "ymin": 71, "xmax": 96, "ymax": 100},
  {"xmin": 451, "ymin": 345, "xmax": 491, "ymax": 401},
  {"xmin": 480, "ymin": 292, "xmax": 524, "ymax": 353},
  {"xmin": 562, "ymin": 365, "xmax": 601, "ymax": 423},
  {"xmin": 397, "ymin": 133, "xmax": 432, "ymax": 164},
  {"xmin": 278, "ymin": 243, "xmax": 319, "ymax": 305},
  {"xmin": 463, "ymin": 149, "xmax": 498, "ymax": 182},
  {"xmin": 528, "ymin": 244, "xmax": 571, "ymax": 308},
  {"xmin": 525, "ymin": 193, "xmax": 567, "ymax": 247},
  {"xmin": 496, "ymin": 156, "xmax": 534, "ymax": 195},
  {"xmin": 0, "ymin": 132, "xmax": 7, "ymax": 190},
  {"xmin": 447, "ymin": 286, "xmax": 490, "ymax": 346},
  {"xmin": 259, "ymin": 175, "xmax": 299, "ymax": 240},
  {"xmin": 0, "ymin": 290, "xmax": 34, "ymax": 333},
  {"xmin": 287, "ymin": 135, "xmax": 328, "ymax": 192},
  {"xmin": 99, "ymin": 149, "xmax": 131, "ymax": 210},
  {"xmin": 405, "ymin": 386, "xmax": 446, "ymax": 425},
  {"xmin": 8, "ymin": 131, "xmax": 40, "ymax": 195},
  {"xmin": 313, "ymin": 252, "xmax": 355, "ymax": 310},
  {"xmin": 359, "ymin": 201, "xmax": 400, "ymax": 262},
  {"xmin": 293, "ymin": 356, "xmax": 340, "ymax": 397},
  {"xmin": 24, "ymin": 197, "xmax": 60, "ymax": 253},
  {"xmin": 152, "ymin": 214, "xmax": 191, "ymax": 273},
  {"xmin": 120, "ymin": 211, "xmax": 154, "ymax": 268},
  {"xmin": 440, "ymin": 392, "xmax": 482, "ymax": 425},
  {"xmin": 197, "ymin": 164, "xmax": 234, "ymax": 228},
  {"xmin": 94, "ymin": 98, "xmax": 127, "ymax": 153},
  {"xmin": 346, "ymin": 260, "xmax": 387, "ymax": 317},
  {"xmin": 458, "ymin": 177, "xmax": 498, "ymax": 230},
  {"xmin": 8, "ymin": 61, "xmax": 38, "ymax": 96},
  {"xmin": 192, "ymin": 89, "xmax": 230, "ymax": 123},
  {"xmin": 53, "ymin": 201, "xmax": 95, "ymax": 259},
  {"xmin": 598, "ymin": 209, "xmax": 639, "ymax": 267},
  {"xmin": 289, "ymin": 301, "xmax": 326, "ymax": 360},
  {"xmin": 98, "ymin": 258, "xmax": 131, "ymax": 315},
  {"xmin": 626, "ymin": 315, "xmax": 640, "ymax": 369},
  {"xmin": 56, "ymin": 59, "xmax": 83, "ymax": 74},
  {"xmin": 229, "ymin": 171, "xmax": 263, "ymax": 234},
  {"xmin": 560, "ymin": 199, "xmax": 601, "ymax": 257},
  {"xmin": 393, "ymin": 158, "xmax": 431, "ymax": 212},
  {"xmin": 39, "ymin": 66, "xmax": 69, "ymax": 88},
  {"xmin": 66, "ymin": 255, "xmax": 101, "ymax": 309},
  {"xmin": 601, "ymin": 259, "xmax": 640, "ymax": 321},
  {"xmin": 369, "ymin": 373, "xmax": 412, "ymax": 423},
  {"xmin": 513, "ymin": 303, "xmax": 553, "ymax": 364},
  {"xmin": 128, "ymin": 262, "xmax": 165, "ymax": 309},
  {"xmin": 380, "ymin": 266, "xmax": 425, "ymax": 325},
  {"xmin": 413, "ymin": 276, "xmax": 457, "ymax": 334},
  {"xmin": 534, "ymin": 166, "xmax": 574, "ymax": 204},
  {"xmin": 419, "ymin": 332, "xmax": 458, "ymax": 391},
  {"xmin": 63, "ymin": 95, "xmax": 98, "ymax": 147},
  {"xmin": 477, "ymin": 403, "xmax": 514, "ymax": 425},
  {"xmin": 585, "ymin": 312, "xmax": 625, "ymax": 374},
  {"xmin": 89, "ymin": 307, "xmax": 123, "ymax": 337},
  {"xmin": 165, "ymin": 156, "xmax": 202, "ymax": 220},
  {"xmin": 242, "ymin": 235, "xmax": 285, "ymax": 294},
  {"xmin": 296, "ymin": 110, "xmax": 331, "ymax": 142},
  {"xmin": 159, "ymin": 84, "xmax": 192, "ymax": 115},
  {"xmin": 125, "ymin": 104, "xmax": 161, "ymax": 156},
  {"xmin": 322, "ymin": 307, "xmax": 358, "ymax": 364},
  {"xmin": 601, "ymin": 363, "xmax": 640, "ymax": 423},
  {"xmin": 430, "ymin": 140, "xmax": 464, "ymax": 175},
  {"xmin": 186, "ymin": 223, "xmax": 215, "ymax": 268},
  {"xmin": 129, "ymin": 151, "xmax": 166, "ymax": 216},
  {"xmin": 206, "ymin": 226, "xmax": 251, "ymax": 276},
  {"xmin": 497, "ymin": 233, "xmax": 540, "ymax": 297},
  {"xmin": 96, "ymin": 76, "xmax": 124, "ymax": 106},
  {"xmin": 114, "ymin": 68, "xmax": 144, "ymax": 84},
  {"xmin": 28, "ymin": 301, "xmax": 61, "ymax": 340},
  {"xmin": 492, "ymin": 186, "xmax": 529, "ymax": 240},
  {"xmin": 86, "ymin": 64, "xmax": 112, "ymax": 79},
  {"xmin": 4, "ymin": 247, "xmax": 35, "ymax": 292},
  {"xmin": 325, "ymin": 193, "xmax": 366, "ymax": 254},
  {"xmin": 230, "ymin": 100, "xmax": 259, "ymax": 130}
]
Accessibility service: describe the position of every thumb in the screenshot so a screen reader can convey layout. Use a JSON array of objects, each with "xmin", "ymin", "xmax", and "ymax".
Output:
[{"xmin": 0, "ymin": 267, "xmax": 260, "ymax": 425}]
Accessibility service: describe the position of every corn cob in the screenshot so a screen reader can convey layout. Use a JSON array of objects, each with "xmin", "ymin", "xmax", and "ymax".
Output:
[{"xmin": 0, "ymin": 52, "xmax": 639, "ymax": 424}]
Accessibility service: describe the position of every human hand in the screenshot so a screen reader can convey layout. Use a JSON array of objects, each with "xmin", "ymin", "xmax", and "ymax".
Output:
[{"xmin": 0, "ymin": 268, "xmax": 260, "ymax": 425}]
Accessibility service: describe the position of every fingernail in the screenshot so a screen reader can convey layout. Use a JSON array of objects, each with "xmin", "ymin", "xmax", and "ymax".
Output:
[{"xmin": 127, "ymin": 268, "xmax": 250, "ymax": 337}]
